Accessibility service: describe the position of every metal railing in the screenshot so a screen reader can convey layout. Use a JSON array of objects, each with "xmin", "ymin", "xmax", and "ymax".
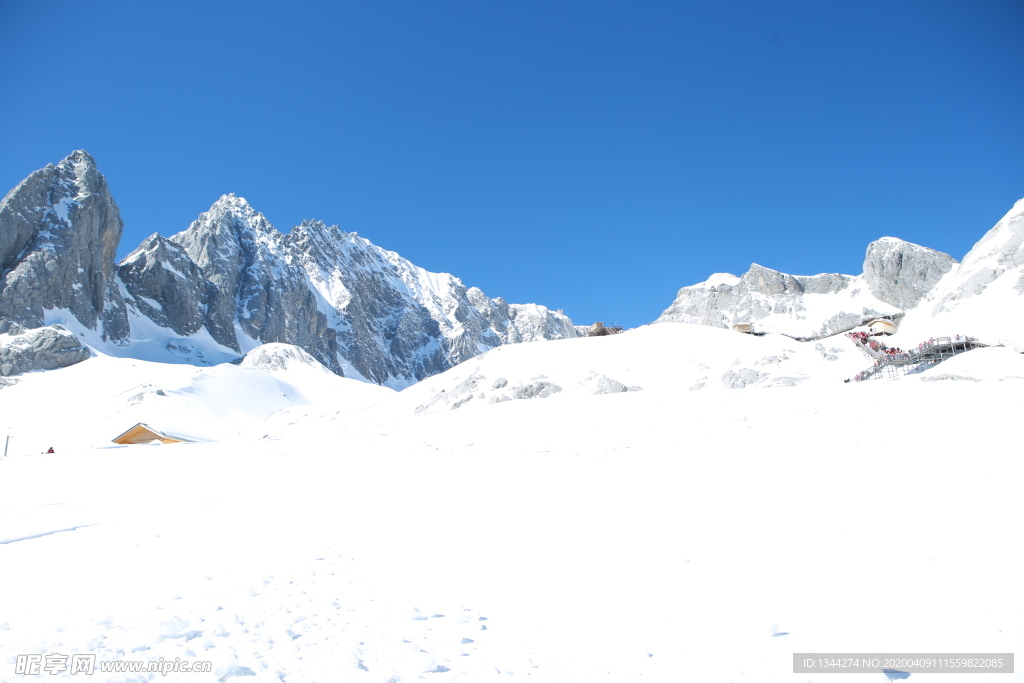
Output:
[{"xmin": 846, "ymin": 333, "xmax": 990, "ymax": 382}]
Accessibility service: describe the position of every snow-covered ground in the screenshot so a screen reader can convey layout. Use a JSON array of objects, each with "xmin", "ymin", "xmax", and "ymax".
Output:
[{"xmin": 1, "ymin": 326, "xmax": 1022, "ymax": 682}]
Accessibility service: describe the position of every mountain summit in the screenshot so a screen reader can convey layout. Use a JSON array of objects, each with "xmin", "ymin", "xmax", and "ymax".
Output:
[
  {"xmin": 1, "ymin": 152, "xmax": 578, "ymax": 384},
  {"xmin": 0, "ymin": 150, "xmax": 128, "ymax": 340}
]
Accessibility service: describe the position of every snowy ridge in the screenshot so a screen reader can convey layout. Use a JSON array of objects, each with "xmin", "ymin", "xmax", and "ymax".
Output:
[
  {"xmin": 2, "ymin": 155, "xmax": 1023, "ymax": 681},
  {"xmin": 120, "ymin": 194, "xmax": 580, "ymax": 386},
  {"xmin": 888, "ymin": 198, "xmax": 1024, "ymax": 344},
  {"xmin": 657, "ymin": 263, "xmax": 899, "ymax": 339},
  {"xmin": 657, "ymin": 232, "xmax": 963, "ymax": 340},
  {"xmin": 0, "ymin": 152, "xmax": 579, "ymax": 385}
]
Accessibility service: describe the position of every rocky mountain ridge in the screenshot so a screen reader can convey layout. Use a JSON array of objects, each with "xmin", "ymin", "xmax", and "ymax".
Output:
[
  {"xmin": 656, "ymin": 236, "xmax": 960, "ymax": 340},
  {"xmin": 2, "ymin": 150, "xmax": 1021, "ymax": 383},
  {"xmin": 0, "ymin": 152, "xmax": 577, "ymax": 385}
]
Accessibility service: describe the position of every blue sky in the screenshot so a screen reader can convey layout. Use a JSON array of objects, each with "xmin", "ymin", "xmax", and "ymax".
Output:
[{"xmin": 2, "ymin": 1, "xmax": 1022, "ymax": 328}]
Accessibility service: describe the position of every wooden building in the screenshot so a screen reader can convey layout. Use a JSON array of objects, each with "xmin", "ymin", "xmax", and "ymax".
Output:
[
  {"xmin": 732, "ymin": 323, "xmax": 753, "ymax": 334},
  {"xmin": 867, "ymin": 318, "xmax": 896, "ymax": 336},
  {"xmin": 111, "ymin": 423, "xmax": 201, "ymax": 445}
]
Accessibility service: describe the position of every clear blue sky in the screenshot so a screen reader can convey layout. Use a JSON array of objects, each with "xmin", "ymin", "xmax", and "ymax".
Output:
[{"xmin": 2, "ymin": 1, "xmax": 1022, "ymax": 328}]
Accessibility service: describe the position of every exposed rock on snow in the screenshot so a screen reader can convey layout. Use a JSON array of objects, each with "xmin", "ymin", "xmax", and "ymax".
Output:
[
  {"xmin": 862, "ymin": 237, "xmax": 957, "ymax": 309},
  {"xmin": 0, "ymin": 151, "xmax": 128, "ymax": 341},
  {"xmin": 656, "ymin": 263, "xmax": 898, "ymax": 340},
  {"xmin": 369, "ymin": 324, "xmax": 863, "ymax": 418},
  {"xmin": 656, "ymin": 235, "xmax": 966, "ymax": 341},
  {"xmin": 720, "ymin": 367, "xmax": 766, "ymax": 389},
  {"xmin": 575, "ymin": 372, "xmax": 642, "ymax": 395},
  {"xmin": 0, "ymin": 325, "xmax": 90, "ymax": 377},
  {"xmin": 656, "ymin": 199, "xmax": 1024, "ymax": 346},
  {"xmin": 240, "ymin": 343, "xmax": 335, "ymax": 375},
  {"xmin": 814, "ymin": 342, "xmax": 841, "ymax": 361},
  {"xmin": 511, "ymin": 380, "xmax": 563, "ymax": 400}
]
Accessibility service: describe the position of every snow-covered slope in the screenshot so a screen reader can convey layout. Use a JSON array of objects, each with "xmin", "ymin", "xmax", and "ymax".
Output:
[
  {"xmin": 353, "ymin": 323, "xmax": 866, "ymax": 419},
  {"xmin": 893, "ymin": 198, "xmax": 1024, "ymax": 344},
  {"xmin": 1, "ymin": 326, "xmax": 1021, "ymax": 682},
  {"xmin": 0, "ymin": 343, "xmax": 393, "ymax": 450}
]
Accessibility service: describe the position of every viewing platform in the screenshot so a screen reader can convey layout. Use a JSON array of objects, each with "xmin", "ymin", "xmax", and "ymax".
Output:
[{"xmin": 846, "ymin": 333, "xmax": 990, "ymax": 382}]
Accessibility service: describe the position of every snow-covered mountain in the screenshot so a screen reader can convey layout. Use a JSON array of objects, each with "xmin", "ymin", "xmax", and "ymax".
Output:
[
  {"xmin": 2, "ymin": 158, "xmax": 1022, "ymax": 681},
  {"xmin": 655, "ymin": 263, "xmax": 901, "ymax": 339},
  {"xmin": 0, "ymin": 152, "xmax": 577, "ymax": 386},
  {"xmin": 3, "ymin": 310, "xmax": 1022, "ymax": 682},
  {"xmin": 654, "ymin": 221, "xmax": 1024, "ymax": 342},
  {"xmin": 0, "ymin": 150, "xmax": 130, "ymax": 342},
  {"xmin": 893, "ymin": 197, "xmax": 1024, "ymax": 344}
]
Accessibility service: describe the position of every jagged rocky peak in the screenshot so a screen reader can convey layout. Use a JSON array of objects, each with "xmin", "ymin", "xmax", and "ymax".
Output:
[
  {"xmin": 1, "ymin": 151, "xmax": 578, "ymax": 384},
  {"xmin": 116, "ymin": 192, "xmax": 576, "ymax": 385},
  {"xmin": 0, "ymin": 150, "xmax": 128, "ymax": 341},
  {"xmin": 862, "ymin": 236, "xmax": 957, "ymax": 309},
  {"xmin": 170, "ymin": 194, "xmax": 281, "ymax": 301}
]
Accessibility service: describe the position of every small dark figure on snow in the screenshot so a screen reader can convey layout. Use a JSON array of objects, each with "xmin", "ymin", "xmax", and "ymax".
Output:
[{"xmin": 45, "ymin": 447, "xmax": 54, "ymax": 454}]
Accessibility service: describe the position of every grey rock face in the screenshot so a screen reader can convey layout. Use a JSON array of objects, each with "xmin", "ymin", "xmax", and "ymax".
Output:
[
  {"xmin": 0, "ymin": 325, "xmax": 90, "ymax": 377},
  {"xmin": 744, "ymin": 263, "xmax": 851, "ymax": 296},
  {"xmin": 656, "ymin": 264, "xmax": 891, "ymax": 339},
  {"xmin": 118, "ymin": 234, "xmax": 237, "ymax": 349},
  {"xmin": 862, "ymin": 237, "xmax": 957, "ymax": 309},
  {"xmin": 1, "ymin": 153, "xmax": 577, "ymax": 385},
  {"xmin": 167, "ymin": 197, "xmax": 342, "ymax": 373},
  {"xmin": 0, "ymin": 151, "xmax": 128, "ymax": 341},
  {"xmin": 287, "ymin": 219, "xmax": 577, "ymax": 383},
  {"xmin": 657, "ymin": 264, "xmax": 859, "ymax": 332},
  {"xmin": 655, "ymin": 234, "xmax": 962, "ymax": 340},
  {"xmin": 119, "ymin": 196, "xmax": 577, "ymax": 384},
  {"xmin": 511, "ymin": 381, "xmax": 563, "ymax": 400}
]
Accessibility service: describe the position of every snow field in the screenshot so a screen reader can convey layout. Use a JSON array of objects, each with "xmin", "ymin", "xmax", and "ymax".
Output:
[{"xmin": 1, "ymin": 334, "xmax": 1022, "ymax": 681}]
